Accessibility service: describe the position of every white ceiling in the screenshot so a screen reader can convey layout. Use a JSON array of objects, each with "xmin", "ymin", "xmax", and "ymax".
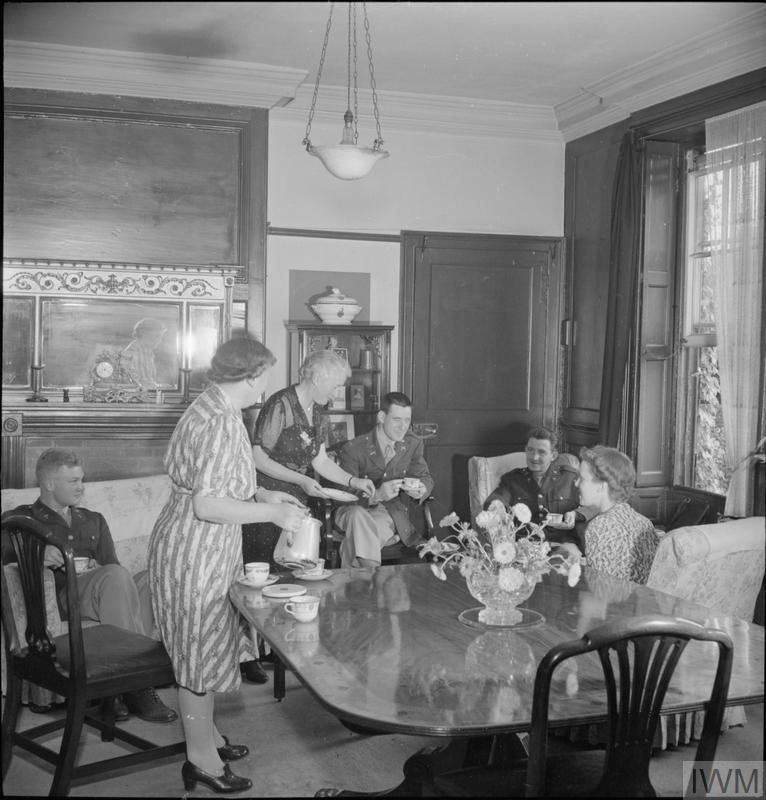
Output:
[{"xmin": 4, "ymin": 2, "xmax": 766, "ymax": 139}]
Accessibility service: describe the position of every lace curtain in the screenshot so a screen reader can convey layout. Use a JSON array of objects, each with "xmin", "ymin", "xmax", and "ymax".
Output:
[{"xmin": 706, "ymin": 102, "xmax": 766, "ymax": 516}]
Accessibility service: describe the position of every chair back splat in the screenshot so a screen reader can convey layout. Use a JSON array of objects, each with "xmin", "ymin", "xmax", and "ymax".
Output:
[
  {"xmin": 1, "ymin": 513, "xmax": 185, "ymax": 797},
  {"xmin": 526, "ymin": 615, "xmax": 733, "ymax": 797},
  {"xmin": 434, "ymin": 613, "xmax": 733, "ymax": 798}
]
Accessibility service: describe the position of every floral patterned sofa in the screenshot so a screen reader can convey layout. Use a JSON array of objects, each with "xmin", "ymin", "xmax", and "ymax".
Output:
[
  {"xmin": 1, "ymin": 474, "xmax": 171, "ymax": 702},
  {"xmin": 646, "ymin": 515, "xmax": 765, "ymax": 747}
]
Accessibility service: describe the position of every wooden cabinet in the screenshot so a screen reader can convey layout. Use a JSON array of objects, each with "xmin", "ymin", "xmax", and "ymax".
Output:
[{"xmin": 285, "ymin": 322, "xmax": 393, "ymax": 438}]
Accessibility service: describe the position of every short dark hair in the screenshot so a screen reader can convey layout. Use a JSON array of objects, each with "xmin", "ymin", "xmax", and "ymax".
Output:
[
  {"xmin": 525, "ymin": 426, "xmax": 557, "ymax": 450},
  {"xmin": 208, "ymin": 338, "xmax": 276, "ymax": 384},
  {"xmin": 381, "ymin": 391, "xmax": 412, "ymax": 414},
  {"xmin": 36, "ymin": 448, "xmax": 81, "ymax": 485}
]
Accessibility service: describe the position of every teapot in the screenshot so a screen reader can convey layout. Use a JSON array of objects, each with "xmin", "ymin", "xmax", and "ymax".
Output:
[{"xmin": 274, "ymin": 516, "xmax": 321, "ymax": 566}]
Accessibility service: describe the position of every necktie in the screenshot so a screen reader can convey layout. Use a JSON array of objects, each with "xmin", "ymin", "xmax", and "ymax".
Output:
[{"xmin": 384, "ymin": 443, "xmax": 395, "ymax": 463}]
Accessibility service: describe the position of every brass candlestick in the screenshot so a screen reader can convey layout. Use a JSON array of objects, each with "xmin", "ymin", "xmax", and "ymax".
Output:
[
  {"xmin": 26, "ymin": 364, "xmax": 48, "ymax": 402},
  {"xmin": 181, "ymin": 368, "xmax": 192, "ymax": 404}
]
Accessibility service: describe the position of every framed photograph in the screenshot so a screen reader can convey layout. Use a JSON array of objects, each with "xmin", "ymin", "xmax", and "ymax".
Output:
[
  {"xmin": 333, "ymin": 347, "xmax": 348, "ymax": 362},
  {"xmin": 330, "ymin": 384, "xmax": 347, "ymax": 409},
  {"xmin": 349, "ymin": 384, "xmax": 365, "ymax": 410},
  {"xmin": 326, "ymin": 413, "xmax": 355, "ymax": 450}
]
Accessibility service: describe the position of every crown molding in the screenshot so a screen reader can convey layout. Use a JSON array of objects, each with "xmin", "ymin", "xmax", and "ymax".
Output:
[
  {"xmin": 556, "ymin": 8, "xmax": 766, "ymax": 141},
  {"xmin": 3, "ymin": 41, "xmax": 307, "ymax": 109},
  {"xmin": 5, "ymin": 6, "xmax": 765, "ymax": 143},
  {"xmin": 274, "ymin": 85, "xmax": 562, "ymax": 141}
]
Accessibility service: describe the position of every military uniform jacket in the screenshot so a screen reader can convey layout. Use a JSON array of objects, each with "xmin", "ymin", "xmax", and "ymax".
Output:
[
  {"xmin": 339, "ymin": 429, "xmax": 435, "ymax": 546},
  {"xmin": 10, "ymin": 499, "xmax": 120, "ymax": 595},
  {"xmin": 483, "ymin": 456, "xmax": 580, "ymax": 524}
]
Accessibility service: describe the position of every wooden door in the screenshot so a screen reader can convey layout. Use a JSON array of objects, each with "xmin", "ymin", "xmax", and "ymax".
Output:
[{"xmin": 400, "ymin": 232, "xmax": 563, "ymax": 523}]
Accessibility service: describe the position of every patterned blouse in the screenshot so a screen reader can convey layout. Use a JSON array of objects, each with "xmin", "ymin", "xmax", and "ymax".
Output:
[
  {"xmin": 584, "ymin": 502, "xmax": 658, "ymax": 584},
  {"xmin": 252, "ymin": 385, "xmax": 330, "ymax": 503}
]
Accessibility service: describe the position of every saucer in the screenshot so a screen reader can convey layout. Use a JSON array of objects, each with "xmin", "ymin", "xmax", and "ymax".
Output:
[
  {"xmin": 292, "ymin": 569, "xmax": 334, "ymax": 581},
  {"xmin": 237, "ymin": 574, "xmax": 279, "ymax": 589},
  {"xmin": 261, "ymin": 583, "xmax": 307, "ymax": 600}
]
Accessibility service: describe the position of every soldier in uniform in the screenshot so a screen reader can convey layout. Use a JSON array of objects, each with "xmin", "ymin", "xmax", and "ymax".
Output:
[{"xmin": 483, "ymin": 427, "xmax": 586, "ymax": 549}]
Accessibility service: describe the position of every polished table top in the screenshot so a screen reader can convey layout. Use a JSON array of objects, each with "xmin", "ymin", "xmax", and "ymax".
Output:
[{"xmin": 230, "ymin": 564, "xmax": 765, "ymax": 737}]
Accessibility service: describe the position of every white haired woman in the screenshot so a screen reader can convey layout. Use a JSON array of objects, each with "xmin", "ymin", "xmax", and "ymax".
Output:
[{"xmin": 243, "ymin": 349, "xmax": 375, "ymax": 566}]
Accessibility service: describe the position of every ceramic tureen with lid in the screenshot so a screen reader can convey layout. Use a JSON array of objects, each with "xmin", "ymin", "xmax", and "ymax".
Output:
[{"xmin": 310, "ymin": 287, "xmax": 362, "ymax": 325}]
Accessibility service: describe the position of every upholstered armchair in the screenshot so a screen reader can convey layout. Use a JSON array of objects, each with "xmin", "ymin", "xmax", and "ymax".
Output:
[
  {"xmin": 467, "ymin": 452, "xmax": 579, "ymax": 523},
  {"xmin": 467, "ymin": 452, "xmax": 527, "ymax": 523},
  {"xmin": 646, "ymin": 516, "xmax": 765, "ymax": 746}
]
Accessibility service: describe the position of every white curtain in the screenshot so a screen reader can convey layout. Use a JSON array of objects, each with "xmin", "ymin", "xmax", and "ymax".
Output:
[{"xmin": 706, "ymin": 102, "xmax": 766, "ymax": 517}]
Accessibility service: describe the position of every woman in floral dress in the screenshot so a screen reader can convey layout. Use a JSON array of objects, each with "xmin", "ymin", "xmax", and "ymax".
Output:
[
  {"xmin": 148, "ymin": 338, "xmax": 308, "ymax": 794},
  {"xmin": 576, "ymin": 445, "xmax": 658, "ymax": 583},
  {"xmin": 243, "ymin": 349, "xmax": 374, "ymax": 565}
]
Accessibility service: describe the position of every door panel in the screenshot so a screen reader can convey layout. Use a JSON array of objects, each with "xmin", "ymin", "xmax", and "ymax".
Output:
[{"xmin": 400, "ymin": 232, "xmax": 563, "ymax": 522}]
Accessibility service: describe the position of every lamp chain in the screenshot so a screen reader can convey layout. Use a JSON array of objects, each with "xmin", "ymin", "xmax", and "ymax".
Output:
[
  {"xmin": 352, "ymin": 3, "xmax": 359, "ymax": 144},
  {"xmin": 363, "ymin": 2, "xmax": 384, "ymax": 149},
  {"xmin": 303, "ymin": 1, "xmax": 335, "ymax": 150}
]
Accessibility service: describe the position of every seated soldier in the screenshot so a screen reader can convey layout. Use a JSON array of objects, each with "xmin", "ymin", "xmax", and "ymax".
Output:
[
  {"xmin": 483, "ymin": 426, "xmax": 588, "ymax": 550},
  {"xmin": 11, "ymin": 448, "xmax": 177, "ymax": 723},
  {"xmin": 335, "ymin": 392, "xmax": 435, "ymax": 568}
]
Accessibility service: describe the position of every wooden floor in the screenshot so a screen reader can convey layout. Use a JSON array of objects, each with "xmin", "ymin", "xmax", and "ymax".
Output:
[{"xmin": 2, "ymin": 673, "xmax": 764, "ymax": 797}]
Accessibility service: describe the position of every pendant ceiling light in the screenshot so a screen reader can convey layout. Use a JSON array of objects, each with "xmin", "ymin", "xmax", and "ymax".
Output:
[{"xmin": 303, "ymin": 2, "xmax": 389, "ymax": 181}]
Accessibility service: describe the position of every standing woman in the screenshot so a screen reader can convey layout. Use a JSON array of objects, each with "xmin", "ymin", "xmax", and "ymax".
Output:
[
  {"xmin": 576, "ymin": 445, "xmax": 659, "ymax": 584},
  {"xmin": 148, "ymin": 338, "xmax": 307, "ymax": 794},
  {"xmin": 243, "ymin": 349, "xmax": 374, "ymax": 565}
]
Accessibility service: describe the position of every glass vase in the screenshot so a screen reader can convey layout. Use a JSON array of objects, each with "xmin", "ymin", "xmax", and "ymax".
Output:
[{"xmin": 463, "ymin": 569, "xmax": 538, "ymax": 627}]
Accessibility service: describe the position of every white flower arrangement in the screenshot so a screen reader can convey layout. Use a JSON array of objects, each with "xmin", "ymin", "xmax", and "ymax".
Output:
[{"xmin": 417, "ymin": 501, "xmax": 582, "ymax": 589}]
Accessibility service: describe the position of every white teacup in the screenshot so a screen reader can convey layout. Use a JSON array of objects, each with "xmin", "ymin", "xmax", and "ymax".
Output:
[
  {"xmin": 74, "ymin": 557, "xmax": 90, "ymax": 574},
  {"xmin": 244, "ymin": 561, "xmax": 270, "ymax": 587},
  {"xmin": 402, "ymin": 477, "xmax": 421, "ymax": 492},
  {"xmin": 546, "ymin": 513, "xmax": 563, "ymax": 525},
  {"xmin": 300, "ymin": 558, "xmax": 325, "ymax": 577},
  {"xmin": 284, "ymin": 595, "xmax": 320, "ymax": 623}
]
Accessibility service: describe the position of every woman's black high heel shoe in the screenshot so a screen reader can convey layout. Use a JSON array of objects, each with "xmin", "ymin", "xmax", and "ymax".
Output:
[
  {"xmin": 217, "ymin": 734, "xmax": 249, "ymax": 761},
  {"xmin": 182, "ymin": 761, "xmax": 252, "ymax": 793}
]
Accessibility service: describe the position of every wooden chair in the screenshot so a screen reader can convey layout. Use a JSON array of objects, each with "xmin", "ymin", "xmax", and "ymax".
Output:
[
  {"xmin": 1, "ymin": 513, "xmax": 185, "ymax": 797},
  {"xmin": 433, "ymin": 615, "xmax": 733, "ymax": 797},
  {"xmin": 317, "ymin": 495, "xmax": 435, "ymax": 570}
]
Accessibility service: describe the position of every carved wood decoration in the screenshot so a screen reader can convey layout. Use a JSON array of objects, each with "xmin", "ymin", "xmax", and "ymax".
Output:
[
  {"xmin": 1, "ymin": 259, "xmax": 238, "ymax": 487},
  {"xmin": 3, "ymin": 258, "xmax": 237, "ymax": 400}
]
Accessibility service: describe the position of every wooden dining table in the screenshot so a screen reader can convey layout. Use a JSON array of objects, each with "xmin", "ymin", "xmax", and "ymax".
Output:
[{"xmin": 230, "ymin": 563, "xmax": 765, "ymax": 796}]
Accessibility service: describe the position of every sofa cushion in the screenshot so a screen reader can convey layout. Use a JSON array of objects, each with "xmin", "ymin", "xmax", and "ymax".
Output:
[{"xmin": 1, "ymin": 474, "xmax": 170, "ymax": 574}]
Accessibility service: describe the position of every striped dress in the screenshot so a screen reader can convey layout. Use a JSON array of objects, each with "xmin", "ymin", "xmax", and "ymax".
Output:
[{"xmin": 147, "ymin": 383, "xmax": 257, "ymax": 693}]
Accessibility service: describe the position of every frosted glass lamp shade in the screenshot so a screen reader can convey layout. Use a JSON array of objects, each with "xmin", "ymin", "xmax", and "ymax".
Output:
[{"xmin": 308, "ymin": 144, "xmax": 389, "ymax": 180}]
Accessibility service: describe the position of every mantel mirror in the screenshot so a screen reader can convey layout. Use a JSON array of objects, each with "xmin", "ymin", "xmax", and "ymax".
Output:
[{"xmin": 2, "ymin": 259, "xmax": 238, "ymax": 403}]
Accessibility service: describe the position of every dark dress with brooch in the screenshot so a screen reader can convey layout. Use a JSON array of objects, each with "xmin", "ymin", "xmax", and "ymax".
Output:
[{"xmin": 242, "ymin": 385, "xmax": 330, "ymax": 566}]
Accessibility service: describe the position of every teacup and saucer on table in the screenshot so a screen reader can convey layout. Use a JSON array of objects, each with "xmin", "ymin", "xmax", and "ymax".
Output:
[
  {"xmin": 291, "ymin": 558, "xmax": 334, "ymax": 582},
  {"xmin": 239, "ymin": 561, "xmax": 279, "ymax": 589}
]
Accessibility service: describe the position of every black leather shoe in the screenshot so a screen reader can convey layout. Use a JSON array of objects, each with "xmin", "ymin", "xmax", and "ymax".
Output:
[
  {"xmin": 182, "ymin": 761, "xmax": 252, "ymax": 793},
  {"xmin": 217, "ymin": 734, "xmax": 249, "ymax": 761},
  {"xmin": 240, "ymin": 659, "xmax": 269, "ymax": 684},
  {"xmin": 124, "ymin": 687, "xmax": 178, "ymax": 723},
  {"xmin": 99, "ymin": 695, "xmax": 129, "ymax": 722}
]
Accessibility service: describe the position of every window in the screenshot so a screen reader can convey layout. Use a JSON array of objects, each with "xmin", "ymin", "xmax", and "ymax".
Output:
[{"xmin": 675, "ymin": 153, "xmax": 732, "ymax": 495}]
